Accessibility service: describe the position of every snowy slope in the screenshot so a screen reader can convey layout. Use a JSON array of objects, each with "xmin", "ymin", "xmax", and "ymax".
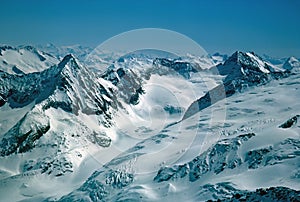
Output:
[
  {"xmin": 0, "ymin": 49, "xmax": 299, "ymax": 201},
  {"xmin": 53, "ymin": 51, "xmax": 299, "ymax": 201},
  {"xmin": 0, "ymin": 54, "xmax": 123, "ymax": 201},
  {"xmin": 183, "ymin": 51, "xmax": 291, "ymax": 120},
  {"xmin": 0, "ymin": 45, "xmax": 59, "ymax": 74},
  {"xmin": 0, "ymin": 49, "xmax": 220, "ymax": 201},
  {"xmin": 57, "ymin": 62, "xmax": 300, "ymax": 201}
]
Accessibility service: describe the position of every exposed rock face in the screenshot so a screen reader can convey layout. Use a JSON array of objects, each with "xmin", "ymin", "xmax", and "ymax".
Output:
[
  {"xmin": 153, "ymin": 58, "xmax": 198, "ymax": 79},
  {"xmin": 0, "ymin": 108, "xmax": 50, "ymax": 156},
  {"xmin": 279, "ymin": 115, "xmax": 300, "ymax": 128},
  {"xmin": 154, "ymin": 134, "xmax": 300, "ymax": 183},
  {"xmin": 23, "ymin": 156, "xmax": 73, "ymax": 176},
  {"xmin": 154, "ymin": 133, "xmax": 255, "ymax": 182},
  {"xmin": 0, "ymin": 55, "xmax": 117, "ymax": 157},
  {"xmin": 223, "ymin": 186, "xmax": 300, "ymax": 202},
  {"xmin": 0, "ymin": 55, "xmax": 117, "ymax": 119}
]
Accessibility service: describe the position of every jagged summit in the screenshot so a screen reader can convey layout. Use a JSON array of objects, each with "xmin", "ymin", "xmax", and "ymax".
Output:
[
  {"xmin": 218, "ymin": 51, "xmax": 272, "ymax": 76},
  {"xmin": 0, "ymin": 53, "xmax": 117, "ymax": 123},
  {"xmin": 59, "ymin": 54, "xmax": 74, "ymax": 64},
  {"xmin": 0, "ymin": 53, "xmax": 116, "ymax": 177},
  {"xmin": 55, "ymin": 54, "xmax": 82, "ymax": 77}
]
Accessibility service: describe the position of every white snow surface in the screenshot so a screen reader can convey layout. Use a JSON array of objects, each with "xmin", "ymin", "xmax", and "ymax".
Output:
[
  {"xmin": 0, "ymin": 48, "xmax": 299, "ymax": 201},
  {"xmin": 0, "ymin": 45, "xmax": 58, "ymax": 74}
]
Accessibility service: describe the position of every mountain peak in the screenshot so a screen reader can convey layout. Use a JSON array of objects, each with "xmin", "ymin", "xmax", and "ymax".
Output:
[
  {"xmin": 219, "ymin": 51, "xmax": 272, "ymax": 77},
  {"xmin": 283, "ymin": 56, "xmax": 300, "ymax": 71},
  {"xmin": 225, "ymin": 51, "xmax": 246, "ymax": 63},
  {"xmin": 60, "ymin": 54, "xmax": 75, "ymax": 64},
  {"xmin": 56, "ymin": 54, "xmax": 81, "ymax": 74}
]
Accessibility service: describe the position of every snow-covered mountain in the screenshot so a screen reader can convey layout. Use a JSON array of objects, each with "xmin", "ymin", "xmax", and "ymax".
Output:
[
  {"xmin": 58, "ymin": 66, "xmax": 300, "ymax": 201},
  {"xmin": 0, "ymin": 45, "xmax": 59, "ymax": 74},
  {"xmin": 283, "ymin": 57, "xmax": 300, "ymax": 72},
  {"xmin": 0, "ymin": 54, "xmax": 120, "ymax": 183},
  {"xmin": 0, "ymin": 47, "xmax": 299, "ymax": 201},
  {"xmin": 183, "ymin": 51, "xmax": 290, "ymax": 120}
]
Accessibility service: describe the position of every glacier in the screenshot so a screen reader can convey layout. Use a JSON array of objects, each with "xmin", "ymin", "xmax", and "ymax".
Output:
[{"xmin": 0, "ymin": 45, "xmax": 299, "ymax": 201}]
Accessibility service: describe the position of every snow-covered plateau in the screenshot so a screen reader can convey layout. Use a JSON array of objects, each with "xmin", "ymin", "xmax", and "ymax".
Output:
[{"xmin": 0, "ymin": 45, "xmax": 299, "ymax": 201}]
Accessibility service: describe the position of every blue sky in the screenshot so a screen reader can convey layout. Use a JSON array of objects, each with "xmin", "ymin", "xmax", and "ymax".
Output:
[{"xmin": 1, "ymin": 0, "xmax": 299, "ymax": 57}]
